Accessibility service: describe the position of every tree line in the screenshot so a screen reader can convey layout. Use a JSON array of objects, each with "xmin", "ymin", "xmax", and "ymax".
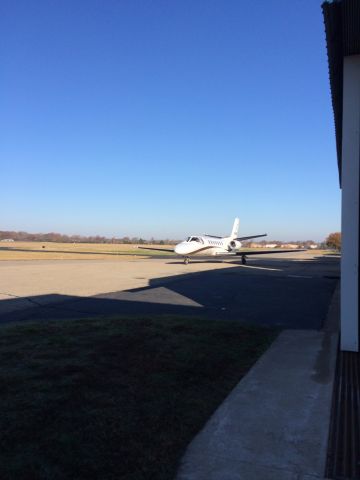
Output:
[{"xmin": 0, "ymin": 231, "xmax": 178, "ymax": 245}]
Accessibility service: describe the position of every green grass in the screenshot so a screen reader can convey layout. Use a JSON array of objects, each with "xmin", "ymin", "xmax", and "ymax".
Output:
[{"xmin": 0, "ymin": 316, "xmax": 277, "ymax": 480}]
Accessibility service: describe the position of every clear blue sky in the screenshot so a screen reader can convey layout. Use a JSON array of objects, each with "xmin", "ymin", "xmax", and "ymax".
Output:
[{"xmin": 1, "ymin": 0, "xmax": 340, "ymax": 241}]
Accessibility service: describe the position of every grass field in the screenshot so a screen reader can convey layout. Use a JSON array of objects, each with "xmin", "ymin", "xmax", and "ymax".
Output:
[
  {"xmin": 0, "ymin": 241, "xmax": 174, "ymax": 261},
  {"xmin": 0, "ymin": 315, "xmax": 277, "ymax": 480}
]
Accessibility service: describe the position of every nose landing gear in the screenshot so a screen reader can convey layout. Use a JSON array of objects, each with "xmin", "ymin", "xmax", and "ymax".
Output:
[
  {"xmin": 184, "ymin": 256, "xmax": 190, "ymax": 265},
  {"xmin": 241, "ymin": 255, "xmax": 247, "ymax": 265}
]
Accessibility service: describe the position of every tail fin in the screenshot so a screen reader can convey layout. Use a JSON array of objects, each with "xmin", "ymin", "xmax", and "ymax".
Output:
[{"xmin": 230, "ymin": 218, "xmax": 240, "ymax": 238}]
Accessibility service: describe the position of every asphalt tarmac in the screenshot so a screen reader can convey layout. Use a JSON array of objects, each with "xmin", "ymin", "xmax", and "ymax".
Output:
[{"xmin": 0, "ymin": 252, "xmax": 340, "ymax": 329}]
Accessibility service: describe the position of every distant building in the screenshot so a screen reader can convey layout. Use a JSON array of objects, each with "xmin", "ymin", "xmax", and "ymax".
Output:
[
  {"xmin": 308, "ymin": 244, "xmax": 318, "ymax": 249},
  {"xmin": 281, "ymin": 243, "xmax": 300, "ymax": 249},
  {"xmin": 0, "ymin": 238, "xmax": 14, "ymax": 242},
  {"xmin": 265, "ymin": 243, "xmax": 278, "ymax": 249}
]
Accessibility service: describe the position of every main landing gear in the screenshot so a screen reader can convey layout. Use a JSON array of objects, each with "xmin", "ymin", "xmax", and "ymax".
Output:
[
  {"xmin": 241, "ymin": 255, "xmax": 247, "ymax": 265},
  {"xmin": 184, "ymin": 256, "xmax": 190, "ymax": 265}
]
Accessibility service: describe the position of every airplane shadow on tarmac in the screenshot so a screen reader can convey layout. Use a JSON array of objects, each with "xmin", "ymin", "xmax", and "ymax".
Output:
[{"xmin": 0, "ymin": 256, "xmax": 340, "ymax": 330}]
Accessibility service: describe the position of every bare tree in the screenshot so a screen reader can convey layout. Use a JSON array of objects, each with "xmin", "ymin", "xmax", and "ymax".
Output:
[{"xmin": 325, "ymin": 232, "xmax": 341, "ymax": 251}]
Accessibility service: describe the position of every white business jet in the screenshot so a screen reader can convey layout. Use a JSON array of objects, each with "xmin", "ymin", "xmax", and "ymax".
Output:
[{"xmin": 139, "ymin": 218, "xmax": 305, "ymax": 264}]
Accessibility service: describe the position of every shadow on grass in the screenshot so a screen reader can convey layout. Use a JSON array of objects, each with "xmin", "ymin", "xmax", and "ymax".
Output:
[{"xmin": 0, "ymin": 315, "xmax": 277, "ymax": 480}]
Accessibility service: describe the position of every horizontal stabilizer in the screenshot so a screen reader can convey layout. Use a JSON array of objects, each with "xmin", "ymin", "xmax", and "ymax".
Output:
[
  {"xmin": 137, "ymin": 246, "xmax": 174, "ymax": 253},
  {"xmin": 235, "ymin": 234, "xmax": 267, "ymax": 241}
]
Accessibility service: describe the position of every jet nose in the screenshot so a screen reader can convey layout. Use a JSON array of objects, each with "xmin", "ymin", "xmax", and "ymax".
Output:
[{"xmin": 175, "ymin": 242, "xmax": 187, "ymax": 255}]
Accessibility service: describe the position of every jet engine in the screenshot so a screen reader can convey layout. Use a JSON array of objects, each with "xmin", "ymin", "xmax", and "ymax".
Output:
[{"xmin": 228, "ymin": 240, "xmax": 242, "ymax": 251}]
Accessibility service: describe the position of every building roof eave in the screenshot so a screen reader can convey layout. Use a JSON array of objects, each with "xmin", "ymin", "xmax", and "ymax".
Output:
[{"xmin": 322, "ymin": 0, "xmax": 360, "ymax": 187}]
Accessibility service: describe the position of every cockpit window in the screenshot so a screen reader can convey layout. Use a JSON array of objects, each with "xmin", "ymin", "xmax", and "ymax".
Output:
[
  {"xmin": 189, "ymin": 237, "xmax": 200, "ymax": 242},
  {"xmin": 186, "ymin": 236, "xmax": 204, "ymax": 243}
]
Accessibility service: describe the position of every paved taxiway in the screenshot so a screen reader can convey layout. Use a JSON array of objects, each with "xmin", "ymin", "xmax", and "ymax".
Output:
[{"xmin": 0, "ymin": 252, "xmax": 340, "ymax": 328}]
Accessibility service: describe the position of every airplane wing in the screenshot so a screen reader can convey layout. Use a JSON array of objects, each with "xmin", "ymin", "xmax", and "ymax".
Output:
[
  {"xmin": 235, "ymin": 249, "xmax": 306, "ymax": 256},
  {"xmin": 137, "ymin": 246, "xmax": 175, "ymax": 253},
  {"xmin": 204, "ymin": 234, "xmax": 267, "ymax": 241},
  {"xmin": 235, "ymin": 234, "xmax": 267, "ymax": 241}
]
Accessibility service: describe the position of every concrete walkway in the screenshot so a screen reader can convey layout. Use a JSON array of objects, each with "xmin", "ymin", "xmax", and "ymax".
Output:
[{"xmin": 176, "ymin": 287, "xmax": 339, "ymax": 480}]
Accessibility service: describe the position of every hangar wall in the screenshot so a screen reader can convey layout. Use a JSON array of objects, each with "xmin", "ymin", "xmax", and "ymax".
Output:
[
  {"xmin": 323, "ymin": 0, "xmax": 360, "ymax": 352},
  {"xmin": 340, "ymin": 56, "xmax": 360, "ymax": 351}
]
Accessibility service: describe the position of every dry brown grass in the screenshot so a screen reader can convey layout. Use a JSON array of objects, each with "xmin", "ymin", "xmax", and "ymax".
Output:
[
  {"xmin": 0, "ymin": 242, "xmax": 330, "ymax": 262},
  {"xmin": 0, "ymin": 242, "xmax": 173, "ymax": 261}
]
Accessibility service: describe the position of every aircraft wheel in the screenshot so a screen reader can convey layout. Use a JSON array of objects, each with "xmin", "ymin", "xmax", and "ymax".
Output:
[
  {"xmin": 184, "ymin": 257, "xmax": 190, "ymax": 265},
  {"xmin": 242, "ymin": 255, "xmax": 247, "ymax": 265}
]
